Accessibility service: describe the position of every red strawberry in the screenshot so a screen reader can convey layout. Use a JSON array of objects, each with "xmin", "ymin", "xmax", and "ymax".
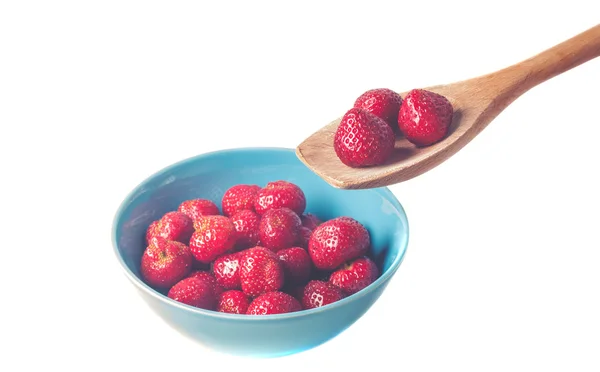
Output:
[
  {"xmin": 187, "ymin": 270, "xmax": 225, "ymax": 296},
  {"xmin": 308, "ymin": 216, "xmax": 370, "ymax": 270},
  {"xmin": 221, "ymin": 184, "xmax": 261, "ymax": 217},
  {"xmin": 246, "ymin": 291, "xmax": 302, "ymax": 315},
  {"xmin": 334, "ymin": 107, "xmax": 395, "ymax": 167},
  {"xmin": 145, "ymin": 220, "xmax": 159, "ymax": 244},
  {"xmin": 239, "ymin": 247, "xmax": 285, "ymax": 297},
  {"xmin": 211, "ymin": 252, "xmax": 241, "ymax": 290},
  {"xmin": 177, "ymin": 199, "xmax": 220, "ymax": 221},
  {"xmin": 301, "ymin": 280, "xmax": 345, "ymax": 309},
  {"xmin": 398, "ymin": 89, "xmax": 453, "ymax": 146},
  {"xmin": 277, "ymin": 247, "xmax": 312, "ymax": 285},
  {"xmin": 329, "ymin": 257, "xmax": 379, "ymax": 295},
  {"xmin": 354, "ymin": 88, "xmax": 403, "ymax": 130},
  {"xmin": 147, "ymin": 211, "xmax": 194, "ymax": 245},
  {"xmin": 230, "ymin": 209, "xmax": 260, "ymax": 249},
  {"xmin": 301, "ymin": 213, "xmax": 322, "ymax": 230},
  {"xmin": 167, "ymin": 276, "xmax": 217, "ymax": 310},
  {"xmin": 296, "ymin": 226, "xmax": 313, "ymax": 249},
  {"xmin": 140, "ymin": 238, "xmax": 193, "ymax": 289},
  {"xmin": 254, "ymin": 180, "xmax": 306, "ymax": 216},
  {"xmin": 189, "ymin": 215, "xmax": 237, "ymax": 263},
  {"xmin": 217, "ymin": 290, "xmax": 250, "ymax": 314},
  {"xmin": 258, "ymin": 208, "xmax": 301, "ymax": 252}
]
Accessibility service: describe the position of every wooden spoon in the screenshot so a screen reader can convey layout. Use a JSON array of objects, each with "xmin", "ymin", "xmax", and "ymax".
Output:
[{"xmin": 296, "ymin": 24, "xmax": 600, "ymax": 190}]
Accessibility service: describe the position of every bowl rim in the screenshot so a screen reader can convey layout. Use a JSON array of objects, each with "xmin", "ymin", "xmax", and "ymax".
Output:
[{"xmin": 111, "ymin": 146, "xmax": 409, "ymax": 321}]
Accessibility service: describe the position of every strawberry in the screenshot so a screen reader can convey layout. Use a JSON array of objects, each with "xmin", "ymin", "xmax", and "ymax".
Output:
[
  {"xmin": 301, "ymin": 213, "xmax": 322, "ymax": 230},
  {"xmin": 254, "ymin": 180, "xmax": 306, "ymax": 216},
  {"xmin": 246, "ymin": 291, "xmax": 302, "ymax": 315},
  {"xmin": 296, "ymin": 226, "xmax": 313, "ymax": 249},
  {"xmin": 301, "ymin": 280, "xmax": 345, "ymax": 309},
  {"xmin": 140, "ymin": 238, "xmax": 193, "ymax": 289},
  {"xmin": 277, "ymin": 247, "xmax": 312, "ymax": 285},
  {"xmin": 334, "ymin": 107, "xmax": 395, "ymax": 167},
  {"xmin": 398, "ymin": 89, "xmax": 453, "ymax": 146},
  {"xmin": 187, "ymin": 270, "xmax": 225, "ymax": 296},
  {"xmin": 147, "ymin": 211, "xmax": 194, "ymax": 245},
  {"xmin": 258, "ymin": 208, "xmax": 301, "ymax": 252},
  {"xmin": 296, "ymin": 213, "xmax": 321, "ymax": 248},
  {"xmin": 217, "ymin": 290, "xmax": 250, "ymax": 314},
  {"xmin": 221, "ymin": 184, "xmax": 261, "ymax": 217},
  {"xmin": 239, "ymin": 247, "xmax": 285, "ymax": 297},
  {"xmin": 308, "ymin": 216, "xmax": 370, "ymax": 270},
  {"xmin": 167, "ymin": 276, "xmax": 217, "ymax": 310},
  {"xmin": 230, "ymin": 209, "xmax": 260, "ymax": 249},
  {"xmin": 145, "ymin": 220, "xmax": 159, "ymax": 244},
  {"xmin": 211, "ymin": 252, "xmax": 241, "ymax": 290},
  {"xmin": 329, "ymin": 257, "xmax": 379, "ymax": 295},
  {"xmin": 354, "ymin": 88, "xmax": 403, "ymax": 130},
  {"xmin": 189, "ymin": 215, "xmax": 237, "ymax": 264},
  {"xmin": 177, "ymin": 199, "xmax": 220, "ymax": 221}
]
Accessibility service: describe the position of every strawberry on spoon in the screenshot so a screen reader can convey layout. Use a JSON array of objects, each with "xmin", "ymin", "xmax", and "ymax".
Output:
[{"xmin": 296, "ymin": 25, "xmax": 600, "ymax": 189}]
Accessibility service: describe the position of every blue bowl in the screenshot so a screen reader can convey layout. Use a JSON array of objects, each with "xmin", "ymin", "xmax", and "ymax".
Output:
[{"xmin": 112, "ymin": 147, "xmax": 409, "ymax": 358}]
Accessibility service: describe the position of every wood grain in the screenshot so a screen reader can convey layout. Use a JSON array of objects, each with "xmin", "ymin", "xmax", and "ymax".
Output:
[{"xmin": 296, "ymin": 24, "xmax": 600, "ymax": 189}]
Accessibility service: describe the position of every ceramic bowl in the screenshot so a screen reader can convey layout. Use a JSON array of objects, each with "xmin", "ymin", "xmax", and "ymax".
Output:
[{"xmin": 112, "ymin": 147, "xmax": 409, "ymax": 357}]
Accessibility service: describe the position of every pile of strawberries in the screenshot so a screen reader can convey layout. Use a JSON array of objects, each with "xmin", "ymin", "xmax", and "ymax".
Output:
[
  {"xmin": 140, "ymin": 181, "xmax": 379, "ymax": 315},
  {"xmin": 334, "ymin": 88, "xmax": 453, "ymax": 167}
]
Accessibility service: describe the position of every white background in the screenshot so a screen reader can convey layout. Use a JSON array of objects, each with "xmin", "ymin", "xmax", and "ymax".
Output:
[{"xmin": 1, "ymin": 1, "xmax": 599, "ymax": 371}]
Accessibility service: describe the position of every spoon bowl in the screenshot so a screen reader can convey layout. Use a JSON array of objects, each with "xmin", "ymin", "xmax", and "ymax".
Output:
[{"xmin": 297, "ymin": 24, "xmax": 600, "ymax": 189}]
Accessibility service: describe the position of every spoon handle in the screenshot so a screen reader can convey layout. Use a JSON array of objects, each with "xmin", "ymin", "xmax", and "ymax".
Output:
[
  {"xmin": 515, "ymin": 24, "xmax": 600, "ymax": 84},
  {"xmin": 480, "ymin": 24, "xmax": 600, "ymax": 102}
]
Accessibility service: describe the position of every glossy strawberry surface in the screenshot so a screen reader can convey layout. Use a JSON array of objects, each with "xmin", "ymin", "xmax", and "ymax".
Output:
[
  {"xmin": 334, "ymin": 107, "xmax": 395, "ymax": 167},
  {"xmin": 140, "ymin": 238, "xmax": 193, "ymax": 289},
  {"xmin": 239, "ymin": 247, "xmax": 285, "ymax": 297},
  {"xmin": 308, "ymin": 216, "xmax": 370, "ymax": 270},
  {"xmin": 329, "ymin": 256, "xmax": 379, "ymax": 295},
  {"xmin": 222, "ymin": 184, "xmax": 261, "ymax": 217},
  {"xmin": 168, "ymin": 276, "xmax": 217, "ymax": 310},
  {"xmin": 178, "ymin": 199, "xmax": 220, "ymax": 221},
  {"xmin": 246, "ymin": 291, "xmax": 302, "ymax": 315},
  {"xmin": 398, "ymin": 88, "xmax": 453, "ymax": 146},
  {"xmin": 258, "ymin": 207, "xmax": 301, "ymax": 252},
  {"xmin": 301, "ymin": 280, "xmax": 345, "ymax": 309},
  {"xmin": 354, "ymin": 88, "xmax": 403, "ymax": 130},
  {"xmin": 190, "ymin": 215, "xmax": 237, "ymax": 263},
  {"xmin": 217, "ymin": 290, "xmax": 250, "ymax": 314},
  {"xmin": 254, "ymin": 180, "xmax": 306, "ymax": 216}
]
